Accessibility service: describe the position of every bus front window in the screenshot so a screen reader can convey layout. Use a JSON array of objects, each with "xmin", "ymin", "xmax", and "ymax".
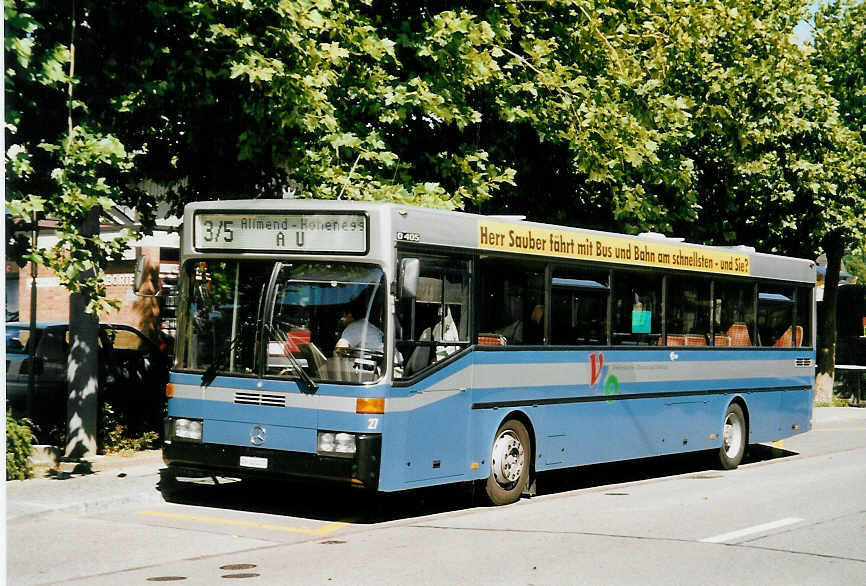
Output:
[
  {"xmin": 177, "ymin": 260, "xmax": 387, "ymax": 384},
  {"xmin": 266, "ymin": 262, "xmax": 387, "ymax": 383},
  {"xmin": 176, "ymin": 260, "xmax": 273, "ymax": 375}
]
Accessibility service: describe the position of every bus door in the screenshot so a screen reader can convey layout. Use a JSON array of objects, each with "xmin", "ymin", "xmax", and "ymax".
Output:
[{"xmin": 396, "ymin": 254, "xmax": 473, "ymax": 482}]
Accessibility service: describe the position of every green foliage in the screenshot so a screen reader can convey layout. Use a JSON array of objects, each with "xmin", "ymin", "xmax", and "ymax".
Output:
[
  {"xmin": 472, "ymin": 0, "xmax": 865, "ymax": 256},
  {"xmin": 6, "ymin": 0, "xmax": 866, "ymax": 285},
  {"xmin": 6, "ymin": 412, "xmax": 36, "ymax": 480},
  {"xmin": 181, "ymin": 0, "xmax": 517, "ymax": 209},
  {"xmin": 813, "ymin": 0, "xmax": 866, "ymax": 255},
  {"xmin": 843, "ymin": 251, "xmax": 866, "ymax": 283},
  {"xmin": 98, "ymin": 402, "xmax": 159, "ymax": 454},
  {"xmin": 5, "ymin": 0, "xmax": 150, "ymax": 314}
]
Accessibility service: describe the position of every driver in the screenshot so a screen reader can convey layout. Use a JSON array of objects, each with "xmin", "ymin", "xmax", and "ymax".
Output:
[{"xmin": 335, "ymin": 302, "xmax": 384, "ymax": 353}]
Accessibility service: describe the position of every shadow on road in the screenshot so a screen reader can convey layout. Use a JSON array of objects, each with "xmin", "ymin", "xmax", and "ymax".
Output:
[{"xmin": 157, "ymin": 444, "xmax": 798, "ymax": 525}]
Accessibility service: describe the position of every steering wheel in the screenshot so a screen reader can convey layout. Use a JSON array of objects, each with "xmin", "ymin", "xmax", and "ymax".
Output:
[{"xmin": 334, "ymin": 346, "xmax": 384, "ymax": 361}]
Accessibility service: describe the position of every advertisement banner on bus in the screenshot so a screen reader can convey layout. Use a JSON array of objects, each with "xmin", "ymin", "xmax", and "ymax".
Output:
[{"xmin": 477, "ymin": 219, "xmax": 751, "ymax": 276}]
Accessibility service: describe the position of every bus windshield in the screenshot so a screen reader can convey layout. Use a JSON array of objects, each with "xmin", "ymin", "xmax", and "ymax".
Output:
[{"xmin": 176, "ymin": 260, "xmax": 387, "ymax": 383}]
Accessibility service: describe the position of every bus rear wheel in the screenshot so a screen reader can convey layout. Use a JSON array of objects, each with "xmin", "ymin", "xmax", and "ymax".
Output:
[
  {"xmin": 485, "ymin": 419, "xmax": 530, "ymax": 506},
  {"xmin": 718, "ymin": 403, "xmax": 746, "ymax": 470}
]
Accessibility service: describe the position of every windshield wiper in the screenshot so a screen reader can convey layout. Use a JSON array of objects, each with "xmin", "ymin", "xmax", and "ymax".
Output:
[
  {"xmin": 201, "ymin": 332, "xmax": 243, "ymax": 387},
  {"xmin": 266, "ymin": 324, "xmax": 319, "ymax": 393},
  {"xmin": 201, "ymin": 325, "xmax": 319, "ymax": 393}
]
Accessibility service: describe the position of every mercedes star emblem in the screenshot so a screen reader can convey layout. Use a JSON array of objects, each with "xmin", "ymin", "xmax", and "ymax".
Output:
[{"xmin": 250, "ymin": 425, "xmax": 266, "ymax": 446}]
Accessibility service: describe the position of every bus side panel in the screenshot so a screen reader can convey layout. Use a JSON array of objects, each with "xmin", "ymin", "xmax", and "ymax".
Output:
[
  {"xmin": 739, "ymin": 350, "xmax": 814, "ymax": 444},
  {"xmin": 539, "ymin": 400, "xmax": 661, "ymax": 469},
  {"xmin": 746, "ymin": 390, "xmax": 813, "ymax": 444},
  {"xmin": 739, "ymin": 390, "xmax": 781, "ymax": 443},
  {"xmin": 378, "ymin": 355, "xmax": 474, "ymax": 491},
  {"xmin": 777, "ymin": 387, "xmax": 813, "ymax": 437}
]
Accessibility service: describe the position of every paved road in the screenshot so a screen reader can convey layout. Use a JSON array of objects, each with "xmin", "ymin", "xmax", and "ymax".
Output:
[{"xmin": 6, "ymin": 407, "xmax": 865, "ymax": 585}]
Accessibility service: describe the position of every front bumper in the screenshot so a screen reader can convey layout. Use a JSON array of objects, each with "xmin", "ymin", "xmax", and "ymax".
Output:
[{"xmin": 163, "ymin": 435, "xmax": 381, "ymax": 490}]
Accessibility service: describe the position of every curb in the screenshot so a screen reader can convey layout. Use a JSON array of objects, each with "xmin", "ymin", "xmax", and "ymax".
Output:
[
  {"xmin": 7, "ymin": 486, "xmax": 166, "ymax": 522},
  {"xmin": 29, "ymin": 445, "xmax": 63, "ymax": 467}
]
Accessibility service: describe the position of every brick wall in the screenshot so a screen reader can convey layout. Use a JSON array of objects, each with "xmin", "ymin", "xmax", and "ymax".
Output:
[{"xmin": 16, "ymin": 246, "xmax": 164, "ymax": 341}]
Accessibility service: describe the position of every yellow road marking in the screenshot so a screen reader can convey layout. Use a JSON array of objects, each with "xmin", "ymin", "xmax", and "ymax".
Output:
[
  {"xmin": 771, "ymin": 440, "xmax": 784, "ymax": 449},
  {"xmin": 137, "ymin": 510, "xmax": 348, "ymax": 535}
]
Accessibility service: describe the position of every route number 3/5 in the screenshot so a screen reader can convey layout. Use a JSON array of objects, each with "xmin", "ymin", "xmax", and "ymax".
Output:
[
  {"xmin": 202, "ymin": 220, "xmax": 234, "ymax": 243},
  {"xmin": 367, "ymin": 418, "xmax": 380, "ymax": 430}
]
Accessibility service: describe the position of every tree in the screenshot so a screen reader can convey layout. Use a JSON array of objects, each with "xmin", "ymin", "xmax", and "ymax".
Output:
[
  {"xmin": 811, "ymin": 0, "xmax": 866, "ymax": 401},
  {"xmin": 5, "ymin": 0, "xmax": 147, "ymax": 456},
  {"xmin": 7, "ymin": 0, "xmax": 865, "ymax": 414}
]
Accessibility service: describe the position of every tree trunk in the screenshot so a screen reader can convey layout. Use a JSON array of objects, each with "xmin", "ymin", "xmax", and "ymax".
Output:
[
  {"xmin": 65, "ymin": 207, "xmax": 100, "ymax": 458},
  {"xmin": 815, "ymin": 231, "xmax": 844, "ymax": 404}
]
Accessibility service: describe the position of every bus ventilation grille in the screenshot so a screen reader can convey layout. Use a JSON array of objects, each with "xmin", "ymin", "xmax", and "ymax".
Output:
[
  {"xmin": 794, "ymin": 358, "xmax": 813, "ymax": 368},
  {"xmin": 234, "ymin": 392, "xmax": 286, "ymax": 407}
]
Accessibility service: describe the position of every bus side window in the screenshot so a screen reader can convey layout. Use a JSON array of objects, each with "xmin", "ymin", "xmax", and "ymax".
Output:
[
  {"xmin": 758, "ymin": 287, "xmax": 794, "ymax": 347},
  {"xmin": 477, "ymin": 258, "xmax": 545, "ymax": 345},
  {"xmin": 396, "ymin": 255, "xmax": 470, "ymax": 378},
  {"xmin": 612, "ymin": 271, "xmax": 662, "ymax": 345},
  {"xmin": 713, "ymin": 279, "xmax": 756, "ymax": 346},
  {"xmin": 549, "ymin": 268, "xmax": 609, "ymax": 346},
  {"xmin": 665, "ymin": 275, "xmax": 711, "ymax": 346}
]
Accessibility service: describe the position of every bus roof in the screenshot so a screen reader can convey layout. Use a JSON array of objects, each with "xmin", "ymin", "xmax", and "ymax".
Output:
[{"xmin": 183, "ymin": 200, "xmax": 815, "ymax": 284}]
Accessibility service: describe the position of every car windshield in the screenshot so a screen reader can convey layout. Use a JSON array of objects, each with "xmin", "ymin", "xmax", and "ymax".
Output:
[{"xmin": 176, "ymin": 260, "xmax": 387, "ymax": 383}]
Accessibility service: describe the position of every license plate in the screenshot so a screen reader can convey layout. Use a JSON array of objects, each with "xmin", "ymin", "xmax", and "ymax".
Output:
[{"xmin": 239, "ymin": 456, "xmax": 268, "ymax": 469}]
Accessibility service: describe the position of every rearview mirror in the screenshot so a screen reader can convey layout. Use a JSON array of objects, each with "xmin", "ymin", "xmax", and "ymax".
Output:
[{"xmin": 399, "ymin": 258, "xmax": 420, "ymax": 299}]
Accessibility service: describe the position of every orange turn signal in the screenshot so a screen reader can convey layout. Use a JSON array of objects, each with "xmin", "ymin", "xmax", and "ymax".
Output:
[
  {"xmin": 356, "ymin": 398, "xmax": 385, "ymax": 414},
  {"xmin": 165, "ymin": 383, "xmax": 174, "ymax": 398}
]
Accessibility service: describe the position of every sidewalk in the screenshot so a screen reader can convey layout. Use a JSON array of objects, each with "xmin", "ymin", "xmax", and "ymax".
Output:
[
  {"xmin": 5, "ymin": 449, "xmax": 166, "ymax": 521},
  {"xmin": 811, "ymin": 405, "xmax": 866, "ymax": 423},
  {"xmin": 5, "ymin": 407, "xmax": 865, "ymax": 522}
]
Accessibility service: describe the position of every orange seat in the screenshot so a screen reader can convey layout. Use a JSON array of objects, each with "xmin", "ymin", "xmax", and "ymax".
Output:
[
  {"xmin": 665, "ymin": 335, "xmax": 685, "ymax": 346},
  {"xmin": 727, "ymin": 323, "xmax": 752, "ymax": 346},
  {"xmin": 478, "ymin": 334, "xmax": 506, "ymax": 346},
  {"xmin": 714, "ymin": 335, "xmax": 731, "ymax": 347},
  {"xmin": 773, "ymin": 325, "xmax": 804, "ymax": 348},
  {"xmin": 685, "ymin": 334, "xmax": 707, "ymax": 346}
]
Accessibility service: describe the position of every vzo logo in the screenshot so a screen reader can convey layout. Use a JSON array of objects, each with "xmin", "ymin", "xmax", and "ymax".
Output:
[{"xmin": 589, "ymin": 352, "xmax": 619, "ymax": 397}]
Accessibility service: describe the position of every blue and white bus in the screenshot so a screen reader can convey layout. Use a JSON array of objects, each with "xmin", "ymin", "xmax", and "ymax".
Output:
[{"xmin": 163, "ymin": 200, "xmax": 815, "ymax": 504}]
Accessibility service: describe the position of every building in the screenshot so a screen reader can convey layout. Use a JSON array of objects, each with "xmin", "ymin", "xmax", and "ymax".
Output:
[{"xmin": 6, "ymin": 204, "xmax": 180, "ymax": 345}]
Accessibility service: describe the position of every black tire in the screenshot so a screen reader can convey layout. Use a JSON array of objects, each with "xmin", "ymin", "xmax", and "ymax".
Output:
[
  {"xmin": 718, "ymin": 403, "xmax": 747, "ymax": 470},
  {"xmin": 485, "ymin": 419, "xmax": 531, "ymax": 505}
]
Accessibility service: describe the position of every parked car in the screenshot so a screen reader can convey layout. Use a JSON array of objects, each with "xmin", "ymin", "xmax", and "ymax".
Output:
[{"xmin": 5, "ymin": 322, "xmax": 169, "ymax": 441}]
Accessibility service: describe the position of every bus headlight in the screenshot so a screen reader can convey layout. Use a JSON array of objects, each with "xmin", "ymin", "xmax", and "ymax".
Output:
[
  {"xmin": 318, "ymin": 432, "xmax": 336, "ymax": 453},
  {"xmin": 318, "ymin": 431, "xmax": 356, "ymax": 457},
  {"xmin": 172, "ymin": 418, "xmax": 203, "ymax": 442},
  {"xmin": 335, "ymin": 433, "xmax": 357, "ymax": 455}
]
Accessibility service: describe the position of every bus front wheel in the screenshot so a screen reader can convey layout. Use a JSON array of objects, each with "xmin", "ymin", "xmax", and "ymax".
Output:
[
  {"xmin": 485, "ymin": 419, "xmax": 530, "ymax": 505},
  {"xmin": 718, "ymin": 403, "xmax": 746, "ymax": 470}
]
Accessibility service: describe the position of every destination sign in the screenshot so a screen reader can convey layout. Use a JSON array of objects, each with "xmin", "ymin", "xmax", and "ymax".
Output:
[
  {"xmin": 194, "ymin": 213, "xmax": 367, "ymax": 253},
  {"xmin": 478, "ymin": 219, "xmax": 751, "ymax": 276}
]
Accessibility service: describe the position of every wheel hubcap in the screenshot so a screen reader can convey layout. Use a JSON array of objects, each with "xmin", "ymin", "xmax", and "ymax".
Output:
[
  {"xmin": 723, "ymin": 412, "xmax": 743, "ymax": 459},
  {"xmin": 491, "ymin": 430, "xmax": 525, "ymax": 487}
]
